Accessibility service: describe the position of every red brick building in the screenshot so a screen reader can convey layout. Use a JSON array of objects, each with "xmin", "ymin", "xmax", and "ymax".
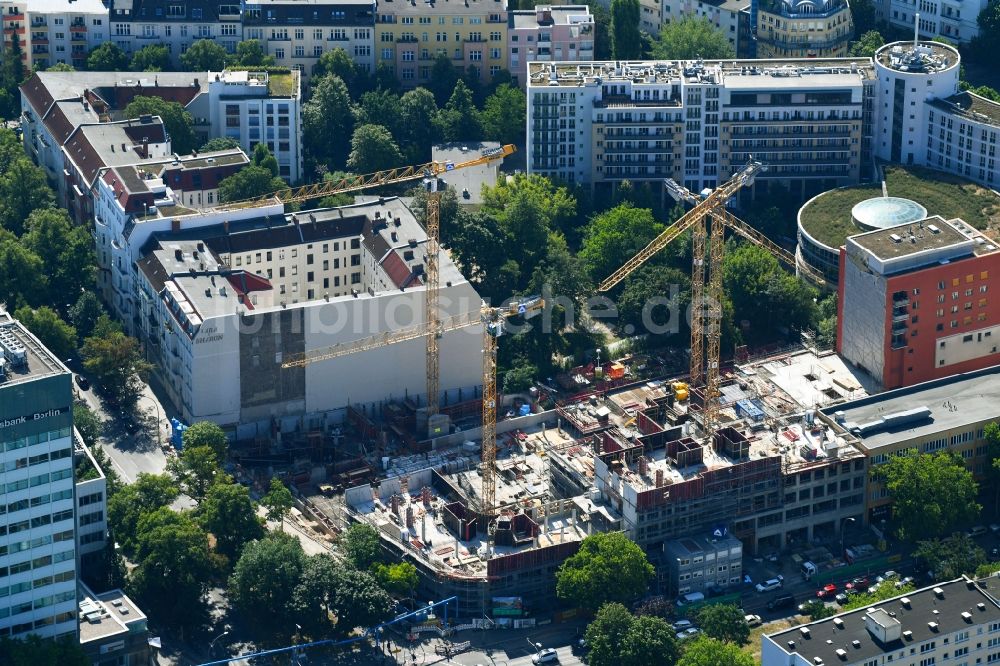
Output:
[{"xmin": 836, "ymin": 216, "xmax": 1000, "ymax": 389}]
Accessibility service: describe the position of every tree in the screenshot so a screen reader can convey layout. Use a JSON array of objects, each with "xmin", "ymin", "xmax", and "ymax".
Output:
[
  {"xmin": 347, "ymin": 124, "xmax": 404, "ymax": 174},
  {"xmin": 13, "ymin": 306, "xmax": 75, "ymax": 360},
  {"xmin": 107, "ymin": 473, "xmax": 180, "ymax": 555},
  {"xmin": 291, "ymin": 553, "xmax": 341, "ymax": 637},
  {"xmin": 372, "ymin": 561, "xmax": 418, "ymax": 597},
  {"xmin": 914, "ymin": 534, "xmax": 987, "ymax": 580},
  {"xmin": 481, "ymin": 174, "xmax": 578, "ymax": 241},
  {"xmin": 200, "ymin": 137, "xmax": 242, "ymax": 152},
  {"xmin": 676, "ymin": 636, "xmax": 755, "ymax": 666},
  {"xmin": 617, "ymin": 265, "xmax": 690, "ymax": 340},
  {"xmin": 435, "ymin": 80, "xmax": 481, "ymax": 142},
  {"xmin": 480, "ymin": 83, "xmax": 526, "ymax": 146},
  {"xmin": 130, "ymin": 508, "xmax": 214, "ymax": 627},
  {"xmin": 180, "ymin": 39, "xmax": 228, "ymax": 71},
  {"xmin": 503, "ymin": 359, "xmax": 538, "ymax": 393},
  {"xmin": 800, "ymin": 599, "xmax": 836, "ymax": 620},
  {"xmin": 73, "ymin": 402, "xmax": 103, "ymax": 447},
  {"xmin": 356, "ymin": 89, "xmax": 403, "ymax": 138},
  {"xmin": 130, "ymin": 44, "xmax": 170, "ymax": 72},
  {"xmin": 261, "ymin": 477, "xmax": 295, "ymax": 527},
  {"xmin": 849, "ymin": 30, "xmax": 886, "ymax": 57},
  {"xmin": 611, "ymin": 0, "xmax": 643, "ymax": 59},
  {"xmin": 851, "ymin": 0, "xmax": 878, "ymax": 34},
  {"xmin": 579, "ymin": 204, "xmax": 664, "ymax": 282},
  {"xmin": 839, "ymin": 577, "xmax": 916, "ymax": 612},
  {"xmin": 328, "ymin": 567, "xmax": 393, "ymax": 635},
  {"xmin": 123, "ymin": 96, "xmax": 197, "ymax": 155},
  {"xmin": 218, "ymin": 165, "xmax": 286, "ymax": 202},
  {"xmin": 0, "ymin": 234, "xmax": 45, "ymax": 309},
  {"xmin": 979, "ymin": 0, "xmax": 1000, "ymax": 47},
  {"xmin": 318, "ymin": 170, "xmax": 358, "ymax": 208},
  {"xmin": 0, "ymin": 635, "xmax": 90, "ymax": 666},
  {"xmin": 970, "ymin": 85, "xmax": 1000, "ymax": 102},
  {"xmin": 46, "ymin": 62, "xmax": 75, "ymax": 72},
  {"xmin": 398, "ymin": 87, "xmax": 440, "ymax": 163},
  {"xmin": 87, "ymin": 42, "xmax": 128, "ymax": 71},
  {"xmin": 556, "ymin": 532, "xmax": 653, "ymax": 610},
  {"xmin": 696, "ymin": 603, "xmax": 750, "ymax": 646},
  {"xmin": 651, "ymin": 15, "xmax": 735, "ymax": 60},
  {"xmin": 620, "ymin": 615, "xmax": 679, "ymax": 666},
  {"xmin": 23, "ymin": 207, "xmax": 95, "ymax": 301},
  {"xmin": 985, "ymin": 422, "xmax": 1000, "ymax": 513},
  {"xmin": 168, "ymin": 445, "xmax": 220, "ymax": 500},
  {"xmin": 341, "ymin": 523, "xmax": 381, "ymax": 570},
  {"xmin": 182, "ymin": 421, "xmax": 228, "ymax": 461},
  {"xmin": 881, "ymin": 450, "xmax": 980, "ymax": 541},
  {"xmin": 585, "ymin": 603, "xmax": 635, "ymax": 666},
  {"xmin": 198, "ymin": 479, "xmax": 264, "ymax": 561},
  {"xmin": 69, "ymin": 291, "xmax": 105, "ymax": 341},
  {"xmin": 313, "ymin": 48, "xmax": 368, "ymax": 97},
  {"xmin": 232, "ymin": 39, "xmax": 275, "ymax": 67},
  {"xmin": 723, "ymin": 243, "xmax": 818, "ymax": 345},
  {"xmin": 303, "ymin": 74, "xmax": 355, "ymax": 170},
  {"xmin": 81, "ymin": 328, "xmax": 152, "ymax": 408},
  {"xmin": 428, "ymin": 54, "xmax": 460, "ymax": 106},
  {"xmin": 0, "ymin": 157, "xmax": 55, "ymax": 235},
  {"xmin": 229, "ymin": 532, "xmax": 307, "ymax": 632}
]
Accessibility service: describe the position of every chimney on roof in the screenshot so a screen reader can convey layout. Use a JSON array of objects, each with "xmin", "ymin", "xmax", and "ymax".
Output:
[
  {"xmin": 223, "ymin": 221, "xmax": 230, "ymax": 233},
  {"xmin": 171, "ymin": 219, "xmax": 181, "ymax": 233},
  {"xmin": 193, "ymin": 78, "xmax": 199, "ymax": 87}
]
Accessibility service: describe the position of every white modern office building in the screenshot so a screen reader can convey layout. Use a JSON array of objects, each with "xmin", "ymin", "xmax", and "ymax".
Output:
[{"xmin": 0, "ymin": 311, "xmax": 78, "ymax": 641}]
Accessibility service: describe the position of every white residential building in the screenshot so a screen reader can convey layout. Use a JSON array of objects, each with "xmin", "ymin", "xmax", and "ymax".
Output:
[
  {"xmin": 885, "ymin": 0, "xmax": 986, "ymax": 42},
  {"xmin": 73, "ymin": 433, "xmax": 108, "ymax": 571},
  {"xmin": 508, "ymin": 5, "xmax": 595, "ymax": 88},
  {"xmin": 0, "ymin": 0, "xmax": 108, "ymax": 71},
  {"xmin": 0, "ymin": 311, "xmax": 78, "ymax": 641}
]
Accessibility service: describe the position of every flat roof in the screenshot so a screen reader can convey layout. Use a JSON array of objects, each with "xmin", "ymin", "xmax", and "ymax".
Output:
[
  {"xmin": 847, "ymin": 215, "xmax": 971, "ymax": 261},
  {"xmin": 432, "ymin": 142, "xmax": 503, "ymax": 205},
  {"xmin": 823, "ymin": 364, "xmax": 1000, "ymax": 450},
  {"xmin": 0, "ymin": 311, "xmax": 69, "ymax": 387},
  {"xmin": 510, "ymin": 5, "xmax": 593, "ymax": 29},
  {"xmin": 929, "ymin": 90, "xmax": 1000, "ymax": 127},
  {"xmin": 376, "ymin": 0, "xmax": 508, "ymax": 15},
  {"xmin": 78, "ymin": 583, "xmax": 147, "ymax": 644},
  {"xmin": 765, "ymin": 578, "xmax": 1000, "ymax": 666},
  {"xmin": 875, "ymin": 41, "xmax": 959, "ymax": 74},
  {"xmin": 29, "ymin": 0, "xmax": 107, "ymax": 13}
]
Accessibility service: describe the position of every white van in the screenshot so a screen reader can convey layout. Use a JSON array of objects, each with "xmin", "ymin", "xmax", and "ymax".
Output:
[
  {"xmin": 676, "ymin": 592, "xmax": 705, "ymax": 606},
  {"xmin": 801, "ymin": 561, "xmax": 818, "ymax": 580}
]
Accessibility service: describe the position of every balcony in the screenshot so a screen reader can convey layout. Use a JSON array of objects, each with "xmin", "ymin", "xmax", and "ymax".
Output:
[
  {"xmin": 2, "ymin": 13, "xmax": 24, "ymax": 21},
  {"xmin": 70, "ymin": 23, "xmax": 86, "ymax": 32},
  {"xmin": 32, "ymin": 46, "xmax": 49, "ymax": 54},
  {"xmin": 71, "ymin": 33, "xmax": 87, "ymax": 41},
  {"xmin": 32, "ymin": 37, "xmax": 48, "ymax": 45},
  {"xmin": 3, "ymin": 25, "xmax": 24, "ymax": 35}
]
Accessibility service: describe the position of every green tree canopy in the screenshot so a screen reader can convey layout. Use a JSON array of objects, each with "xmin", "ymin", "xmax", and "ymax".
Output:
[
  {"xmin": 881, "ymin": 450, "xmax": 980, "ymax": 541},
  {"xmin": 130, "ymin": 44, "xmax": 171, "ymax": 72},
  {"xmin": 13, "ymin": 306, "xmax": 76, "ymax": 360},
  {"xmin": 0, "ymin": 635, "xmax": 90, "ymax": 666},
  {"xmin": 342, "ymin": 523, "xmax": 381, "ymax": 570},
  {"xmin": 579, "ymin": 204, "xmax": 664, "ymax": 282},
  {"xmin": 69, "ymin": 291, "xmax": 106, "ymax": 341},
  {"xmin": 168, "ymin": 444, "xmax": 220, "ymax": 500},
  {"xmin": 480, "ymin": 83, "xmax": 526, "ymax": 146},
  {"xmin": 291, "ymin": 552, "xmax": 340, "ymax": 637},
  {"xmin": 611, "ymin": 0, "xmax": 643, "ymax": 59},
  {"xmin": 73, "ymin": 402, "xmax": 103, "ymax": 447},
  {"xmin": 261, "ymin": 477, "xmax": 295, "ymax": 527},
  {"xmin": 0, "ymin": 233, "xmax": 45, "ymax": 309},
  {"xmin": 851, "ymin": 0, "xmax": 878, "ymax": 35},
  {"xmin": 0, "ymin": 157, "xmax": 55, "ymax": 235},
  {"xmin": 481, "ymin": 173, "xmax": 578, "ymax": 241},
  {"xmin": 200, "ymin": 136, "xmax": 242, "ymax": 152},
  {"xmin": 620, "ymin": 615, "xmax": 679, "ymax": 666},
  {"xmin": 914, "ymin": 533, "xmax": 987, "ymax": 580},
  {"xmin": 849, "ymin": 30, "xmax": 886, "ymax": 57},
  {"xmin": 219, "ymin": 165, "xmax": 286, "ymax": 203},
  {"xmin": 696, "ymin": 603, "xmax": 751, "ymax": 645},
  {"xmin": 130, "ymin": 508, "xmax": 214, "ymax": 627},
  {"xmin": 87, "ymin": 42, "xmax": 128, "ymax": 71},
  {"xmin": 435, "ymin": 80, "xmax": 481, "ymax": 142},
  {"xmin": 229, "ymin": 532, "xmax": 307, "ymax": 633},
  {"xmin": 46, "ymin": 62, "xmax": 75, "ymax": 72},
  {"xmin": 985, "ymin": 422, "xmax": 1000, "ymax": 513},
  {"xmin": 313, "ymin": 48, "xmax": 369, "ymax": 97},
  {"xmin": 839, "ymin": 575, "xmax": 915, "ymax": 612},
  {"xmin": 303, "ymin": 74, "xmax": 356, "ymax": 170},
  {"xmin": 81, "ymin": 328, "xmax": 152, "ymax": 408},
  {"xmin": 23, "ymin": 207, "xmax": 95, "ymax": 301},
  {"xmin": 398, "ymin": 87, "xmax": 441, "ymax": 162},
  {"xmin": 651, "ymin": 15, "xmax": 736, "ymax": 59},
  {"xmin": 123, "ymin": 96, "xmax": 197, "ymax": 155},
  {"xmin": 556, "ymin": 532, "xmax": 654, "ymax": 610},
  {"xmin": 676, "ymin": 635, "xmax": 755, "ymax": 666},
  {"xmin": 347, "ymin": 123, "xmax": 404, "ymax": 174},
  {"xmin": 585, "ymin": 603, "xmax": 635, "ymax": 666},
  {"xmin": 180, "ymin": 39, "xmax": 228, "ymax": 71},
  {"xmin": 428, "ymin": 54, "xmax": 461, "ymax": 106},
  {"xmin": 372, "ymin": 561, "xmax": 418, "ymax": 597},
  {"xmin": 232, "ymin": 39, "xmax": 275, "ymax": 67},
  {"xmin": 327, "ymin": 567, "xmax": 393, "ymax": 635},
  {"xmin": 107, "ymin": 473, "xmax": 180, "ymax": 555},
  {"xmin": 979, "ymin": 0, "xmax": 1000, "ymax": 45},
  {"xmin": 617, "ymin": 265, "xmax": 690, "ymax": 340},
  {"xmin": 723, "ymin": 243, "xmax": 818, "ymax": 345},
  {"xmin": 198, "ymin": 479, "xmax": 264, "ymax": 561},
  {"xmin": 182, "ymin": 421, "xmax": 228, "ymax": 461}
]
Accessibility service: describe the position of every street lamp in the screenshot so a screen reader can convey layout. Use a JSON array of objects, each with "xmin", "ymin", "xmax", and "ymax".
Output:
[
  {"xmin": 841, "ymin": 516, "xmax": 856, "ymax": 558},
  {"xmin": 208, "ymin": 630, "xmax": 230, "ymax": 657},
  {"xmin": 526, "ymin": 638, "xmax": 542, "ymax": 654}
]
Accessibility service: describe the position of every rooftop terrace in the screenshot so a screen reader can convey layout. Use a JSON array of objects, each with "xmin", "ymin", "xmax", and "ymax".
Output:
[{"xmin": 0, "ymin": 311, "xmax": 69, "ymax": 387}]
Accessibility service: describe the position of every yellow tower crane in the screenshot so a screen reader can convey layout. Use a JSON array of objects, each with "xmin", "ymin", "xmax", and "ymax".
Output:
[
  {"xmin": 239, "ymin": 144, "xmax": 515, "ymax": 418},
  {"xmin": 599, "ymin": 161, "xmax": 822, "ymax": 439}
]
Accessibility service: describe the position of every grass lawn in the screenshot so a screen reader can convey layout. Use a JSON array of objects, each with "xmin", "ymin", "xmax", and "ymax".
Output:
[
  {"xmin": 799, "ymin": 166, "xmax": 1000, "ymax": 249},
  {"xmin": 268, "ymin": 72, "xmax": 297, "ymax": 97},
  {"xmin": 744, "ymin": 616, "xmax": 804, "ymax": 662}
]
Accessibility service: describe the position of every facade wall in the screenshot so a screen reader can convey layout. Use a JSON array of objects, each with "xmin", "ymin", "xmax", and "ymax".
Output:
[
  {"xmin": 925, "ymin": 100, "xmax": 1000, "ymax": 189},
  {"xmin": 0, "ymin": 353, "xmax": 77, "ymax": 640},
  {"xmin": 73, "ymin": 436, "xmax": 107, "ymax": 568},
  {"xmin": 375, "ymin": 0, "xmax": 508, "ymax": 88},
  {"xmin": 1, "ymin": 0, "xmax": 108, "ymax": 71},
  {"xmin": 508, "ymin": 6, "xmax": 595, "ymax": 88},
  {"xmin": 756, "ymin": 1, "xmax": 853, "ymax": 59},
  {"xmin": 660, "ymin": 0, "xmax": 746, "ymax": 54},
  {"xmin": 885, "ymin": 0, "xmax": 986, "ymax": 42},
  {"xmin": 837, "ymin": 248, "xmax": 889, "ymax": 383}
]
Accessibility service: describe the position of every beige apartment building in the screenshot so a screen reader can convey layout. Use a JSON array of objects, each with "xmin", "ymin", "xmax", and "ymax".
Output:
[{"xmin": 1, "ymin": 0, "xmax": 108, "ymax": 71}]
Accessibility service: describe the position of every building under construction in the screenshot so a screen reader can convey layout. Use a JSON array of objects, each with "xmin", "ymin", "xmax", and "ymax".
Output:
[{"xmin": 339, "ymin": 346, "xmax": 874, "ymax": 616}]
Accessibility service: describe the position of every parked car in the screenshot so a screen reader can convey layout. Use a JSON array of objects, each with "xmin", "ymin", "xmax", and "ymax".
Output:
[
  {"xmin": 767, "ymin": 594, "xmax": 796, "ymax": 611},
  {"xmin": 765, "ymin": 552, "xmax": 780, "ymax": 563},
  {"xmin": 74, "ymin": 374, "xmax": 90, "ymax": 390},
  {"xmin": 672, "ymin": 620, "xmax": 693, "ymax": 631},
  {"xmin": 895, "ymin": 576, "xmax": 915, "ymax": 589},
  {"xmin": 846, "ymin": 577, "xmax": 869, "ymax": 591},
  {"xmin": 756, "ymin": 578, "xmax": 783, "ymax": 593},
  {"xmin": 817, "ymin": 584, "xmax": 838, "ymax": 599},
  {"xmin": 745, "ymin": 614, "xmax": 762, "ymax": 627},
  {"xmin": 834, "ymin": 593, "xmax": 849, "ymax": 605},
  {"xmin": 532, "ymin": 648, "xmax": 559, "ymax": 664},
  {"xmin": 676, "ymin": 628, "xmax": 701, "ymax": 641}
]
